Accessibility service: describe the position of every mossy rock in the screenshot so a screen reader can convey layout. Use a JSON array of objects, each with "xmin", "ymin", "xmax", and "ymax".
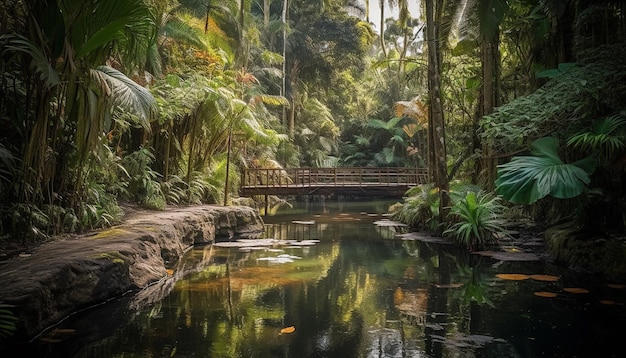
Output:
[{"xmin": 546, "ymin": 223, "xmax": 626, "ymax": 276}]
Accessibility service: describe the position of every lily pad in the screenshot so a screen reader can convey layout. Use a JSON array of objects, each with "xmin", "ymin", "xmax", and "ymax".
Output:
[
  {"xmin": 608, "ymin": 283, "xmax": 626, "ymax": 289},
  {"xmin": 373, "ymin": 220, "xmax": 407, "ymax": 227},
  {"xmin": 534, "ymin": 291, "xmax": 558, "ymax": 298},
  {"xmin": 563, "ymin": 287, "xmax": 590, "ymax": 294},
  {"xmin": 435, "ymin": 283, "xmax": 464, "ymax": 289},
  {"xmin": 529, "ymin": 274, "xmax": 560, "ymax": 282},
  {"xmin": 214, "ymin": 238, "xmax": 285, "ymax": 248},
  {"xmin": 286, "ymin": 240, "xmax": 320, "ymax": 246},
  {"xmin": 496, "ymin": 273, "xmax": 530, "ymax": 281}
]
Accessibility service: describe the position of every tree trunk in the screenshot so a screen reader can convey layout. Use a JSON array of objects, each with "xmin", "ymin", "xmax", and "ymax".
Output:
[
  {"xmin": 239, "ymin": 0, "xmax": 244, "ymax": 31},
  {"xmin": 379, "ymin": 0, "xmax": 387, "ymax": 59},
  {"xmin": 264, "ymin": 0, "xmax": 270, "ymax": 25},
  {"xmin": 282, "ymin": 0, "xmax": 289, "ymax": 131},
  {"xmin": 478, "ymin": 30, "xmax": 499, "ymax": 190},
  {"xmin": 425, "ymin": 0, "xmax": 449, "ymax": 224}
]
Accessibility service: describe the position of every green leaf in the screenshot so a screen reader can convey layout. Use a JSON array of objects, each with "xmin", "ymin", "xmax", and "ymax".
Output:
[
  {"xmin": 1, "ymin": 34, "xmax": 60, "ymax": 88},
  {"xmin": 495, "ymin": 137, "xmax": 596, "ymax": 204}
]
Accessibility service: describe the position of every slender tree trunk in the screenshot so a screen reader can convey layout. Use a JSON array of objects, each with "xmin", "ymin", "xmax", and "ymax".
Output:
[
  {"xmin": 264, "ymin": 0, "xmax": 270, "ymax": 25},
  {"xmin": 224, "ymin": 126, "xmax": 232, "ymax": 206},
  {"xmin": 478, "ymin": 30, "xmax": 499, "ymax": 190},
  {"xmin": 163, "ymin": 119, "xmax": 172, "ymax": 182},
  {"xmin": 379, "ymin": 0, "xmax": 387, "ymax": 59},
  {"xmin": 282, "ymin": 0, "xmax": 289, "ymax": 131},
  {"xmin": 239, "ymin": 0, "xmax": 244, "ymax": 31},
  {"xmin": 425, "ymin": 0, "xmax": 449, "ymax": 224}
]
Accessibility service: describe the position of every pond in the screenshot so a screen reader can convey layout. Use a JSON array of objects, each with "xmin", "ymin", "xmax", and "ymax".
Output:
[{"xmin": 18, "ymin": 200, "xmax": 626, "ymax": 357}]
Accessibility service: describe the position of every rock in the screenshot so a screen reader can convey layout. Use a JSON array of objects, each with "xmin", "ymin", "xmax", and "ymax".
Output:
[
  {"xmin": 545, "ymin": 223, "xmax": 626, "ymax": 277},
  {"xmin": 0, "ymin": 205, "xmax": 264, "ymax": 340}
]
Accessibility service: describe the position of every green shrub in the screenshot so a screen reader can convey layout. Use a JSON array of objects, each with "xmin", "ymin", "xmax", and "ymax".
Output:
[
  {"xmin": 390, "ymin": 183, "xmax": 440, "ymax": 231},
  {"xmin": 444, "ymin": 190, "xmax": 508, "ymax": 250}
]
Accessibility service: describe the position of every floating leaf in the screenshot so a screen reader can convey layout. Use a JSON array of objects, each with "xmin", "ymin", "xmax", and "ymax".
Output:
[
  {"xmin": 529, "ymin": 274, "xmax": 560, "ymax": 282},
  {"xmin": 496, "ymin": 273, "xmax": 530, "ymax": 281},
  {"xmin": 608, "ymin": 284, "xmax": 626, "ymax": 289},
  {"xmin": 435, "ymin": 283, "xmax": 464, "ymax": 288},
  {"xmin": 563, "ymin": 287, "xmax": 590, "ymax": 294},
  {"xmin": 534, "ymin": 291, "xmax": 558, "ymax": 298},
  {"xmin": 292, "ymin": 220, "xmax": 315, "ymax": 225},
  {"xmin": 600, "ymin": 300, "xmax": 616, "ymax": 305},
  {"xmin": 280, "ymin": 326, "xmax": 296, "ymax": 334}
]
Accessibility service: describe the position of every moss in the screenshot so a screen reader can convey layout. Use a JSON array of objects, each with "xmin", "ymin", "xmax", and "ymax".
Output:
[
  {"xmin": 92, "ymin": 252, "xmax": 126, "ymax": 265},
  {"xmin": 91, "ymin": 228, "xmax": 131, "ymax": 239}
]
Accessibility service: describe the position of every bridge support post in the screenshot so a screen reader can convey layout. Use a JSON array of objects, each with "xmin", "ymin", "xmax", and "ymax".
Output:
[{"xmin": 264, "ymin": 194, "xmax": 269, "ymax": 216}]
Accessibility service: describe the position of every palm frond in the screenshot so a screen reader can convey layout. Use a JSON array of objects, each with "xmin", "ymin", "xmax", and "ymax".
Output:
[
  {"xmin": 567, "ymin": 114, "xmax": 626, "ymax": 162},
  {"xmin": 163, "ymin": 16, "xmax": 207, "ymax": 49},
  {"xmin": 1, "ymin": 34, "xmax": 59, "ymax": 88},
  {"xmin": 92, "ymin": 65, "xmax": 156, "ymax": 129}
]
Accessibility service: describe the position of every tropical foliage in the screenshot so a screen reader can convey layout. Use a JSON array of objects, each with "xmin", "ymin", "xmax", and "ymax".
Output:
[
  {"xmin": 0, "ymin": 0, "xmax": 624, "ymax": 246},
  {"xmin": 390, "ymin": 184, "xmax": 440, "ymax": 231},
  {"xmin": 444, "ymin": 189, "xmax": 507, "ymax": 250},
  {"xmin": 495, "ymin": 137, "xmax": 596, "ymax": 204}
]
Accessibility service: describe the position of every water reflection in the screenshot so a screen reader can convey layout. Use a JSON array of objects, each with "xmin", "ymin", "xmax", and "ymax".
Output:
[{"xmin": 19, "ymin": 202, "xmax": 626, "ymax": 358}]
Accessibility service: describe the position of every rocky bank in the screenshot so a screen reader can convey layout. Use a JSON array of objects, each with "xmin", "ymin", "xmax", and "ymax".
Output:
[{"xmin": 0, "ymin": 205, "xmax": 264, "ymax": 340}]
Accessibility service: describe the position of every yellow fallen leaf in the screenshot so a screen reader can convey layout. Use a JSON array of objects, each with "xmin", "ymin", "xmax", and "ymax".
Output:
[
  {"xmin": 166, "ymin": 269, "xmax": 174, "ymax": 276},
  {"xmin": 280, "ymin": 326, "xmax": 296, "ymax": 334}
]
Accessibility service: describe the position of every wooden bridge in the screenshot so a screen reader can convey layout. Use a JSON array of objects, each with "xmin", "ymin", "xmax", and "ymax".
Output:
[{"xmin": 240, "ymin": 167, "xmax": 429, "ymax": 197}]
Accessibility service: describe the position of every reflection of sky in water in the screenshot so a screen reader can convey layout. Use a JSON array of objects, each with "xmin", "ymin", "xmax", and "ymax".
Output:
[{"xmin": 22, "ymin": 200, "xmax": 626, "ymax": 358}]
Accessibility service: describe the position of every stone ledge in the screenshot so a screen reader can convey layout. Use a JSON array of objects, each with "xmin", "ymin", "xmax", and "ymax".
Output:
[{"xmin": 0, "ymin": 205, "xmax": 264, "ymax": 339}]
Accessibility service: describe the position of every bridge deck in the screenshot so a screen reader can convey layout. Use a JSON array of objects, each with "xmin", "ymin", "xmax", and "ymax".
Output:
[{"xmin": 240, "ymin": 167, "xmax": 429, "ymax": 196}]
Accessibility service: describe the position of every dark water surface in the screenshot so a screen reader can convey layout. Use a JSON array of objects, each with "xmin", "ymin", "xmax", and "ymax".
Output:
[{"xmin": 16, "ymin": 200, "xmax": 626, "ymax": 357}]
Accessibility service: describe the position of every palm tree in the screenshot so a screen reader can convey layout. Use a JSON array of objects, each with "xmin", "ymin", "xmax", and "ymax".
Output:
[
  {"xmin": 1, "ymin": 0, "xmax": 157, "ymax": 224},
  {"xmin": 146, "ymin": 0, "xmax": 207, "ymax": 77}
]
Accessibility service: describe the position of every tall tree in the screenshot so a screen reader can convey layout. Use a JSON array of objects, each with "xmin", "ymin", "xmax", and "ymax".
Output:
[{"xmin": 425, "ymin": 0, "xmax": 449, "ymax": 222}]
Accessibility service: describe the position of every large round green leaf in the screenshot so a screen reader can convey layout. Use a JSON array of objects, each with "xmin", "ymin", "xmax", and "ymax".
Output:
[{"xmin": 495, "ymin": 137, "xmax": 596, "ymax": 204}]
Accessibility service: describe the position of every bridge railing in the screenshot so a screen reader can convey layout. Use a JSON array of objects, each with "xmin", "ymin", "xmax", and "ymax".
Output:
[{"xmin": 241, "ymin": 167, "xmax": 429, "ymax": 189}]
